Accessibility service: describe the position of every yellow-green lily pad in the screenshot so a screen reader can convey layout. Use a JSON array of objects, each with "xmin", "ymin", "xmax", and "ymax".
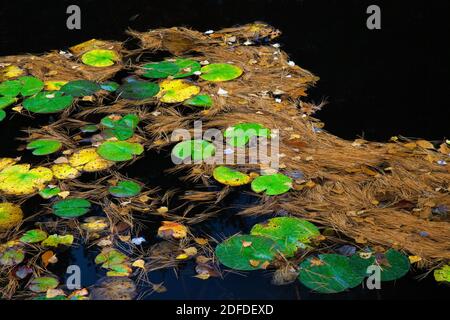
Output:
[
  {"xmin": 212, "ymin": 166, "xmax": 251, "ymax": 186},
  {"xmin": 81, "ymin": 49, "xmax": 120, "ymax": 67},
  {"xmin": 200, "ymin": 63, "xmax": 243, "ymax": 82}
]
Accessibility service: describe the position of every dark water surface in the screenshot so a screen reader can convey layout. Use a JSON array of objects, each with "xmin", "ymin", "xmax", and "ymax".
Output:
[{"xmin": 1, "ymin": 0, "xmax": 449, "ymax": 299}]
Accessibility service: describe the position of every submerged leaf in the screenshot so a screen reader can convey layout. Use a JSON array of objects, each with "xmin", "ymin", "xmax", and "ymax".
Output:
[
  {"xmin": 0, "ymin": 248, "xmax": 25, "ymax": 266},
  {"xmin": 117, "ymin": 80, "xmax": 159, "ymax": 100},
  {"xmin": 108, "ymin": 180, "xmax": 141, "ymax": 198},
  {"xmin": 29, "ymin": 277, "xmax": 59, "ymax": 293},
  {"xmin": 0, "ymin": 202, "xmax": 23, "ymax": 230}
]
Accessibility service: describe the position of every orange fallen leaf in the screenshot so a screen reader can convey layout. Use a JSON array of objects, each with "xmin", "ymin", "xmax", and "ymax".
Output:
[
  {"xmin": 42, "ymin": 251, "xmax": 57, "ymax": 267},
  {"xmin": 157, "ymin": 221, "xmax": 188, "ymax": 239},
  {"xmin": 241, "ymin": 240, "xmax": 252, "ymax": 247}
]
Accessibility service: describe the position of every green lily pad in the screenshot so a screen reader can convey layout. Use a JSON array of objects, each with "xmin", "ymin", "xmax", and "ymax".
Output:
[
  {"xmin": 184, "ymin": 94, "xmax": 213, "ymax": 108},
  {"xmin": 29, "ymin": 277, "xmax": 59, "ymax": 293},
  {"xmin": 212, "ymin": 166, "xmax": 251, "ymax": 186},
  {"xmin": 117, "ymin": 80, "xmax": 159, "ymax": 100},
  {"xmin": 80, "ymin": 124, "xmax": 99, "ymax": 133},
  {"xmin": 81, "ymin": 49, "xmax": 120, "ymax": 67},
  {"xmin": 171, "ymin": 139, "xmax": 215, "ymax": 162},
  {"xmin": 0, "ymin": 202, "xmax": 23, "ymax": 230},
  {"xmin": 97, "ymin": 141, "xmax": 144, "ymax": 162},
  {"xmin": 95, "ymin": 248, "xmax": 128, "ymax": 269},
  {"xmin": 200, "ymin": 63, "xmax": 243, "ymax": 82},
  {"xmin": 60, "ymin": 80, "xmax": 101, "ymax": 97},
  {"xmin": 33, "ymin": 295, "xmax": 67, "ymax": 300},
  {"xmin": 224, "ymin": 123, "xmax": 271, "ymax": 147},
  {"xmin": 100, "ymin": 114, "xmax": 139, "ymax": 140},
  {"xmin": 20, "ymin": 229, "xmax": 48, "ymax": 243},
  {"xmin": 0, "ymin": 248, "xmax": 25, "ymax": 266},
  {"xmin": 19, "ymin": 76, "xmax": 44, "ymax": 96},
  {"xmin": 41, "ymin": 234, "xmax": 74, "ymax": 247},
  {"xmin": 0, "ymin": 79, "xmax": 21, "ymax": 97},
  {"xmin": 0, "ymin": 109, "xmax": 6, "ymax": 122},
  {"xmin": 39, "ymin": 186, "xmax": 61, "ymax": 199},
  {"xmin": 142, "ymin": 61, "xmax": 180, "ymax": 79},
  {"xmin": 26, "ymin": 139, "xmax": 62, "ymax": 156},
  {"xmin": 100, "ymin": 81, "xmax": 119, "ymax": 92},
  {"xmin": 349, "ymin": 249, "xmax": 410, "ymax": 281},
  {"xmin": 23, "ymin": 91, "xmax": 73, "ymax": 113},
  {"xmin": 299, "ymin": 254, "xmax": 364, "ymax": 293},
  {"xmin": 215, "ymin": 234, "xmax": 279, "ymax": 271},
  {"xmin": 172, "ymin": 59, "xmax": 201, "ymax": 78},
  {"xmin": 108, "ymin": 180, "xmax": 141, "ymax": 198},
  {"xmin": 52, "ymin": 198, "xmax": 91, "ymax": 218},
  {"xmin": 250, "ymin": 217, "xmax": 320, "ymax": 257},
  {"xmin": 434, "ymin": 265, "xmax": 450, "ymax": 283},
  {"xmin": 0, "ymin": 96, "xmax": 16, "ymax": 109},
  {"xmin": 251, "ymin": 174, "xmax": 293, "ymax": 196}
]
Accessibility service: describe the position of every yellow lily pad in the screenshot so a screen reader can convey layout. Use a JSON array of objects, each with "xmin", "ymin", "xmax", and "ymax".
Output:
[
  {"xmin": 69, "ymin": 148, "xmax": 113, "ymax": 172},
  {"xmin": 44, "ymin": 81, "xmax": 68, "ymax": 91},
  {"xmin": 0, "ymin": 164, "xmax": 53, "ymax": 195},
  {"xmin": 0, "ymin": 202, "xmax": 23, "ymax": 230},
  {"xmin": 0, "ymin": 158, "xmax": 18, "ymax": 171},
  {"xmin": 0, "ymin": 65, "xmax": 24, "ymax": 81},
  {"xmin": 157, "ymin": 79, "xmax": 200, "ymax": 103},
  {"xmin": 51, "ymin": 163, "xmax": 81, "ymax": 180}
]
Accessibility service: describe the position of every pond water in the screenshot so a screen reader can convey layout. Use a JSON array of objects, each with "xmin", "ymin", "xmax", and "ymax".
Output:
[{"xmin": 1, "ymin": 0, "xmax": 449, "ymax": 299}]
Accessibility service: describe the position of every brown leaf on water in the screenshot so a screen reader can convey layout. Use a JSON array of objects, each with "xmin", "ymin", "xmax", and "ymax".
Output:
[
  {"xmin": 42, "ymin": 251, "xmax": 57, "ymax": 267},
  {"xmin": 241, "ymin": 240, "xmax": 252, "ymax": 247},
  {"xmin": 416, "ymin": 140, "xmax": 434, "ymax": 149}
]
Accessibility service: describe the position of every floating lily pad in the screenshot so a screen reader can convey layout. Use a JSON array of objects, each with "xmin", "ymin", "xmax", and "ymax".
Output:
[
  {"xmin": 251, "ymin": 174, "xmax": 293, "ymax": 196},
  {"xmin": 434, "ymin": 265, "xmax": 450, "ymax": 283},
  {"xmin": 0, "ymin": 248, "xmax": 25, "ymax": 266},
  {"xmin": 80, "ymin": 124, "xmax": 99, "ymax": 133},
  {"xmin": 215, "ymin": 234, "xmax": 279, "ymax": 271},
  {"xmin": 60, "ymin": 80, "xmax": 101, "ymax": 97},
  {"xmin": 18, "ymin": 76, "xmax": 44, "ymax": 96},
  {"xmin": 157, "ymin": 79, "xmax": 200, "ymax": 103},
  {"xmin": 26, "ymin": 139, "xmax": 62, "ymax": 156},
  {"xmin": 39, "ymin": 186, "xmax": 61, "ymax": 199},
  {"xmin": 52, "ymin": 198, "xmax": 91, "ymax": 218},
  {"xmin": 349, "ymin": 249, "xmax": 410, "ymax": 281},
  {"xmin": 212, "ymin": 166, "xmax": 251, "ymax": 186},
  {"xmin": 20, "ymin": 229, "xmax": 48, "ymax": 243},
  {"xmin": 142, "ymin": 61, "xmax": 180, "ymax": 79},
  {"xmin": 0, "ymin": 164, "xmax": 53, "ymax": 195},
  {"xmin": 100, "ymin": 81, "xmax": 119, "ymax": 92},
  {"xmin": 81, "ymin": 49, "xmax": 120, "ymax": 67},
  {"xmin": 200, "ymin": 63, "xmax": 243, "ymax": 82},
  {"xmin": 95, "ymin": 248, "xmax": 128, "ymax": 269},
  {"xmin": 171, "ymin": 139, "xmax": 215, "ymax": 162},
  {"xmin": 250, "ymin": 217, "xmax": 320, "ymax": 256},
  {"xmin": 224, "ymin": 122, "xmax": 271, "ymax": 147},
  {"xmin": 0, "ymin": 79, "xmax": 21, "ymax": 96},
  {"xmin": 299, "ymin": 254, "xmax": 364, "ymax": 293},
  {"xmin": 0, "ymin": 202, "xmax": 23, "ymax": 230},
  {"xmin": 0, "ymin": 96, "xmax": 16, "ymax": 109},
  {"xmin": 101, "ymin": 114, "xmax": 139, "ymax": 140},
  {"xmin": 184, "ymin": 94, "xmax": 213, "ymax": 108},
  {"xmin": 117, "ymin": 80, "xmax": 159, "ymax": 100},
  {"xmin": 41, "ymin": 234, "xmax": 74, "ymax": 247},
  {"xmin": 172, "ymin": 59, "xmax": 201, "ymax": 78},
  {"xmin": 97, "ymin": 141, "xmax": 144, "ymax": 162},
  {"xmin": 0, "ymin": 109, "xmax": 5, "ymax": 122},
  {"xmin": 51, "ymin": 163, "xmax": 81, "ymax": 180},
  {"xmin": 33, "ymin": 295, "xmax": 67, "ymax": 300},
  {"xmin": 69, "ymin": 148, "xmax": 113, "ymax": 172},
  {"xmin": 23, "ymin": 91, "xmax": 73, "ymax": 113},
  {"xmin": 29, "ymin": 277, "xmax": 59, "ymax": 293},
  {"xmin": 109, "ymin": 180, "xmax": 142, "ymax": 198}
]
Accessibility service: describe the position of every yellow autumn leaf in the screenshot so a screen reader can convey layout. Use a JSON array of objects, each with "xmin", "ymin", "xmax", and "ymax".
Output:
[
  {"xmin": 0, "ymin": 158, "xmax": 17, "ymax": 171},
  {"xmin": 0, "ymin": 202, "xmax": 23, "ymax": 230},
  {"xmin": 68, "ymin": 148, "xmax": 113, "ymax": 172},
  {"xmin": 157, "ymin": 221, "xmax": 188, "ymax": 239},
  {"xmin": 0, "ymin": 65, "xmax": 24, "ymax": 80},
  {"xmin": 176, "ymin": 253, "xmax": 189, "ymax": 260},
  {"xmin": 183, "ymin": 247, "xmax": 198, "ymax": 256},
  {"xmin": 194, "ymin": 273, "xmax": 210, "ymax": 280},
  {"xmin": 157, "ymin": 79, "xmax": 200, "ymax": 103},
  {"xmin": 194, "ymin": 238, "xmax": 209, "ymax": 246},
  {"xmin": 408, "ymin": 255, "xmax": 422, "ymax": 264},
  {"xmin": 51, "ymin": 163, "xmax": 81, "ymax": 180},
  {"xmin": 0, "ymin": 164, "xmax": 53, "ymax": 195},
  {"xmin": 57, "ymin": 191, "xmax": 70, "ymax": 199},
  {"xmin": 132, "ymin": 259, "xmax": 146, "ymax": 269},
  {"xmin": 69, "ymin": 39, "xmax": 106, "ymax": 55},
  {"xmin": 81, "ymin": 217, "xmax": 108, "ymax": 232},
  {"xmin": 44, "ymin": 80, "xmax": 68, "ymax": 91}
]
